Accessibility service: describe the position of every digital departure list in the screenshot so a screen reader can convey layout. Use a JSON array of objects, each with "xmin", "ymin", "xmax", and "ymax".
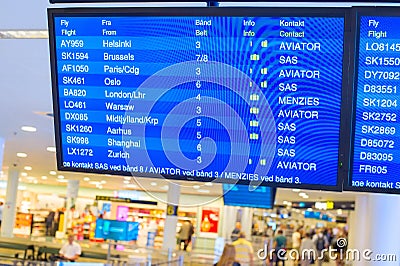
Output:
[
  {"xmin": 49, "ymin": 9, "xmax": 345, "ymax": 188},
  {"xmin": 352, "ymin": 15, "xmax": 400, "ymax": 192}
]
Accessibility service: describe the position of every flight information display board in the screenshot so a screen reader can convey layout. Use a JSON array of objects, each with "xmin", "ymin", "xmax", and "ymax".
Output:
[
  {"xmin": 349, "ymin": 8, "xmax": 400, "ymax": 193},
  {"xmin": 48, "ymin": 8, "xmax": 348, "ymax": 190}
]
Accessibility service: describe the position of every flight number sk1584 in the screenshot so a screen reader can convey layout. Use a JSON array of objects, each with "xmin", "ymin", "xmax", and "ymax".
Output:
[{"xmin": 61, "ymin": 52, "xmax": 89, "ymax": 60}]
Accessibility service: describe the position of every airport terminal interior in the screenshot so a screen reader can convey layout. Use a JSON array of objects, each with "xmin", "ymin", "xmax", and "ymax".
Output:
[{"xmin": 2, "ymin": 0, "xmax": 400, "ymax": 265}]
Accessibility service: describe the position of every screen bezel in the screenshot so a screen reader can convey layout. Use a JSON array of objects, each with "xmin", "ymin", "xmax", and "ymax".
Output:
[
  {"xmin": 48, "ymin": 7, "xmax": 351, "ymax": 191},
  {"xmin": 345, "ymin": 7, "xmax": 400, "ymax": 194}
]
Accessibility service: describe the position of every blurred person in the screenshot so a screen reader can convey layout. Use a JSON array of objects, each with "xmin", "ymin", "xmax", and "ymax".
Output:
[
  {"xmin": 332, "ymin": 230, "xmax": 347, "ymax": 266},
  {"xmin": 312, "ymin": 229, "xmax": 329, "ymax": 266},
  {"xmin": 231, "ymin": 222, "xmax": 242, "ymax": 242},
  {"xmin": 292, "ymin": 228, "xmax": 301, "ymax": 265},
  {"xmin": 45, "ymin": 210, "xmax": 55, "ymax": 236},
  {"xmin": 232, "ymin": 232, "xmax": 254, "ymax": 266},
  {"xmin": 0, "ymin": 202, "xmax": 3, "ymax": 227},
  {"xmin": 300, "ymin": 233, "xmax": 316, "ymax": 266},
  {"xmin": 178, "ymin": 219, "xmax": 194, "ymax": 251},
  {"xmin": 59, "ymin": 233, "xmax": 81, "ymax": 262},
  {"xmin": 215, "ymin": 244, "xmax": 241, "ymax": 266},
  {"xmin": 273, "ymin": 230, "xmax": 287, "ymax": 266}
]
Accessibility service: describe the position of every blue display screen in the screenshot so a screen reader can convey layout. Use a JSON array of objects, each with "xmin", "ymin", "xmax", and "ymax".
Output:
[
  {"xmin": 94, "ymin": 219, "xmax": 139, "ymax": 241},
  {"xmin": 222, "ymin": 184, "xmax": 275, "ymax": 208},
  {"xmin": 304, "ymin": 211, "xmax": 321, "ymax": 219},
  {"xmin": 49, "ymin": 8, "xmax": 345, "ymax": 189},
  {"xmin": 351, "ymin": 14, "xmax": 400, "ymax": 193}
]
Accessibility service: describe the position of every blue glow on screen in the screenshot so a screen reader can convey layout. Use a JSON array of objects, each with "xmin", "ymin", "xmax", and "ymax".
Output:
[
  {"xmin": 51, "ymin": 12, "xmax": 344, "ymax": 187},
  {"xmin": 352, "ymin": 16, "xmax": 400, "ymax": 191}
]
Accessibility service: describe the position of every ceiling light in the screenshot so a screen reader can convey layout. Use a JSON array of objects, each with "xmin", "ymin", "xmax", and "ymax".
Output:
[
  {"xmin": 105, "ymin": 174, "xmax": 112, "ymax": 177},
  {"xmin": 27, "ymin": 176, "xmax": 36, "ymax": 181},
  {"xmin": 0, "ymin": 30, "xmax": 48, "ymax": 39},
  {"xmin": 83, "ymin": 177, "xmax": 90, "ymax": 181},
  {"xmin": 57, "ymin": 179, "xmax": 68, "ymax": 183},
  {"xmin": 124, "ymin": 176, "xmax": 131, "ymax": 181},
  {"xmin": 21, "ymin": 172, "xmax": 28, "ymax": 177},
  {"xmin": 198, "ymin": 189, "xmax": 210, "ymax": 193},
  {"xmin": 193, "ymin": 185, "xmax": 200, "ymax": 190},
  {"xmin": 49, "ymin": 171, "xmax": 57, "ymax": 175},
  {"xmin": 150, "ymin": 182, "xmax": 157, "ymax": 186},
  {"xmin": 89, "ymin": 181, "xmax": 100, "ymax": 185},
  {"xmin": 205, "ymin": 182, "xmax": 213, "ymax": 187},
  {"xmin": 98, "ymin": 185, "xmax": 103, "ymax": 189},
  {"xmin": 283, "ymin": 201, "xmax": 288, "ymax": 205},
  {"xmin": 21, "ymin": 126, "xmax": 37, "ymax": 132},
  {"xmin": 41, "ymin": 176, "xmax": 48, "ymax": 180},
  {"xmin": 161, "ymin": 185, "xmax": 168, "ymax": 190},
  {"xmin": 33, "ymin": 180, "xmax": 38, "ymax": 184},
  {"xmin": 101, "ymin": 180, "xmax": 106, "ymax": 184},
  {"xmin": 58, "ymin": 175, "xmax": 64, "ymax": 179},
  {"xmin": 302, "ymin": 195, "xmax": 309, "ymax": 199},
  {"xmin": 125, "ymin": 184, "xmax": 137, "ymax": 188},
  {"xmin": 17, "ymin": 153, "xmax": 27, "ymax": 158},
  {"xmin": 46, "ymin": 147, "xmax": 56, "ymax": 153},
  {"xmin": 123, "ymin": 180, "xmax": 130, "ymax": 184},
  {"xmin": 292, "ymin": 189, "xmax": 301, "ymax": 192},
  {"xmin": 299, "ymin": 192, "xmax": 307, "ymax": 197},
  {"xmin": 24, "ymin": 166, "xmax": 32, "ymax": 171}
]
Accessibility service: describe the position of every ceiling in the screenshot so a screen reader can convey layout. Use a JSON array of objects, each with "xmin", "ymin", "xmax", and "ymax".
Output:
[{"xmin": 0, "ymin": 0, "xmax": 360, "ymax": 207}]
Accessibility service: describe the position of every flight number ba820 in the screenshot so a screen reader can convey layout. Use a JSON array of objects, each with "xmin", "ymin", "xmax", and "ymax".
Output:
[{"xmin": 63, "ymin": 89, "xmax": 86, "ymax": 97}]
